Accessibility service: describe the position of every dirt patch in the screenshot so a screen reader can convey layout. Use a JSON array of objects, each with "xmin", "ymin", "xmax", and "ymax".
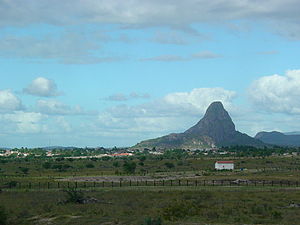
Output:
[{"xmin": 59, "ymin": 174, "xmax": 199, "ymax": 182}]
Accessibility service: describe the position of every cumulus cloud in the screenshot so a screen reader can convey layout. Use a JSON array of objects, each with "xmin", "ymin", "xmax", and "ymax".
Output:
[
  {"xmin": 0, "ymin": 89, "xmax": 23, "ymax": 112},
  {"xmin": 36, "ymin": 99, "xmax": 89, "ymax": 115},
  {"xmin": 97, "ymin": 87, "xmax": 236, "ymax": 135},
  {"xmin": 249, "ymin": 70, "xmax": 300, "ymax": 114},
  {"xmin": 23, "ymin": 77, "xmax": 60, "ymax": 97},
  {"xmin": 0, "ymin": 111, "xmax": 46, "ymax": 134}
]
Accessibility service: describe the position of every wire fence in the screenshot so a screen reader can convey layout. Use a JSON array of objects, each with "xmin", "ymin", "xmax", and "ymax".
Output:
[{"xmin": 1, "ymin": 179, "xmax": 300, "ymax": 190}]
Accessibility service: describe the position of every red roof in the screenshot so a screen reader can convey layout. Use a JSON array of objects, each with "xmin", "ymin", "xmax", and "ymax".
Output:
[
  {"xmin": 216, "ymin": 161, "xmax": 234, "ymax": 164},
  {"xmin": 112, "ymin": 153, "xmax": 131, "ymax": 156}
]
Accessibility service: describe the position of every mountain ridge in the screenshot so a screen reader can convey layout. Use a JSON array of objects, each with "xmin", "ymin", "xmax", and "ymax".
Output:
[
  {"xmin": 255, "ymin": 131, "xmax": 300, "ymax": 147},
  {"xmin": 134, "ymin": 101, "xmax": 264, "ymax": 149}
]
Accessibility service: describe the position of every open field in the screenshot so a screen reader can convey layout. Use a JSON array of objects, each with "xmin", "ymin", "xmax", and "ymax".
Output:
[
  {"xmin": 1, "ymin": 186, "xmax": 300, "ymax": 224},
  {"xmin": 1, "ymin": 154, "xmax": 300, "ymax": 224}
]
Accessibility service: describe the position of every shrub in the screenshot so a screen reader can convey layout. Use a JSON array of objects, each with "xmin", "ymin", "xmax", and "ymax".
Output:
[
  {"xmin": 42, "ymin": 162, "xmax": 52, "ymax": 169},
  {"xmin": 64, "ymin": 188, "xmax": 85, "ymax": 204},
  {"xmin": 0, "ymin": 206, "xmax": 7, "ymax": 225},
  {"xmin": 18, "ymin": 167, "xmax": 29, "ymax": 174},
  {"xmin": 164, "ymin": 162, "xmax": 175, "ymax": 169},
  {"xmin": 142, "ymin": 217, "xmax": 162, "ymax": 225},
  {"xmin": 123, "ymin": 161, "xmax": 136, "ymax": 174},
  {"xmin": 162, "ymin": 200, "xmax": 198, "ymax": 221},
  {"xmin": 85, "ymin": 163, "xmax": 95, "ymax": 168},
  {"xmin": 6, "ymin": 181, "xmax": 18, "ymax": 188}
]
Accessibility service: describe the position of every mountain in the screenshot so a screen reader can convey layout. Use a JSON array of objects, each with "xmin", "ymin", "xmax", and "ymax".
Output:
[
  {"xmin": 255, "ymin": 131, "xmax": 300, "ymax": 147},
  {"xmin": 134, "ymin": 101, "xmax": 264, "ymax": 149},
  {"xmin": 284, "ymin": 131, "xmax": 300, "ymax": 135}
]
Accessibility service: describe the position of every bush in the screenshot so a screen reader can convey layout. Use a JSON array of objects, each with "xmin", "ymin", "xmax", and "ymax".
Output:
[
  {"xmin": 162, "ymin": 200, "xmax": 198, "ymax": 221},
  {"xmin": 0, "ymin": 206, "xmax": 7, "ymax": 225},
  {"xmin": 142, "ymin": 217, "xmax": 162, "ymax": 225},
  {"xmin": 64, "ymin": 188, "xmax": 85, "ymax": 204},
  {"xmin": 42, "ymin": 162, "xmax": 52, "ymax": 169},
  {"xmin": 85, "ymin": 163, "xmax": 95, "ymax": 168},
  {"xmin": 164, "ymin": 162, "xmax": 175, "ymax": 169},
  {"xmin": 6, "ymin": 181, "xmax": 18, "ymax": 188},
  {"xmin": 123, "ymin": 161, "xmax": 136, "ymax": 174}
]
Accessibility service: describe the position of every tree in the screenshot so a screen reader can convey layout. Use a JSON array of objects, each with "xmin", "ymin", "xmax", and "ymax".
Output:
[{"xmin": 123, "ymin": 161, "xmax": 136, "ymax": 174}]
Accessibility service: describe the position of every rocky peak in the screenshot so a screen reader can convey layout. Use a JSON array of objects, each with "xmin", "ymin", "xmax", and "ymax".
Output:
[{"xmin": 184, "ymin": 101, "xmax": 236, "ymax": 144}]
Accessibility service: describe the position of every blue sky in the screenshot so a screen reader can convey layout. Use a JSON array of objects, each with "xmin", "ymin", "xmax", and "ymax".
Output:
[{"xmin": 1, "ymin": 0, "xmax": 300, "ymax": 148}]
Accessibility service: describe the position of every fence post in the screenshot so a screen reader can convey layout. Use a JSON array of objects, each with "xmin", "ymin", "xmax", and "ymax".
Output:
[
  {"xmin": 179, "ymin": 180, "xmax": 181, "ymax": 186},
  {"xmin": 94, "ymin": 182, "xmax": 96, "ymax": 188},
  {"xmin": 204, "ymin": 180, "xmax": 206, "ymax": 186},
  {"xmin": 145, "ymin": 180, "xmax": 147, "ymax": 186},
  {"xmin": 67, "ymin": 182, "xmax": 70, "ymax": 188},
  {"xmin": 162, "ymin": 180, "xmax": 164, "ymax": 186},
  {"xmin": 112, "ymin": 181, "xmax": 114, "ymax": 187},
  {"xmin": 212, "ymin": 180, "xmax": 215, "ymax": 186},
  {"xmin": 102, "ymin": 181, "xmax": 104, "ymax": 187},
  {"xmin": 58, "ymin": 182, "xmax": 60, "ymax": 189},
  {"xmin": 195, "ymin": 180, "xmax": 198, "ymax": 186},
  {"xmin": 170, "ymin": 180, "xmax": 172, "ymax": 186},
  {"xmin": 186, "ymin": 180, "xmax": 188, "ymax": 186},
  {"xmin": 130, "ymin": 180, "xmax": 132, "ymax": 186}
]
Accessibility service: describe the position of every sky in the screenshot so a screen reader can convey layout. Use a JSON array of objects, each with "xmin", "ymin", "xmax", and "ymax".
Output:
[{"xmin": 1, "ymin": 0, "xmax": 300, "ymax": 148}]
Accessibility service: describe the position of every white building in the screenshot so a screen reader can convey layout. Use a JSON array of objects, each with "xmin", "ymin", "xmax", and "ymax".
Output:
[{"xmin": 215, "ymin": 161, "xmax": 234, "ymax": 170}]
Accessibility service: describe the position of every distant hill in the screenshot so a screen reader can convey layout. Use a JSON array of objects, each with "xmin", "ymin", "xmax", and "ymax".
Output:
[
  {"xmin": 255, "ymin": 131, "xmax": 300, "ymax": 147},
  {"xmin": 134, "ymin": 101, "xmax": 264, "ymax": 150},
  {"xmin": 284, "ymin": 131, "xmax": 300, "ymax": 135}
]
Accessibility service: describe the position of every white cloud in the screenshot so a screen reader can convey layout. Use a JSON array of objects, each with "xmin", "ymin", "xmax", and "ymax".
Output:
[
  {"xmin": 141, "ymin": 55, "xmax": 186, "ymax": 62},
  {"xmin": 0, "ymin": 89, "xmax": 23, "ymax": 112},
  {"xmin": 0, "ymin": 32, "xmax": 122, "ymax": 64},
  {"xmin": 249, "ymin": 70, "xmax": 300, "ymax": 114},
  {"xmin": 141, "ymin": 51, "xmax": 221, "ymax": 62},
  {"xmin": 96, "ymin": 87, "xmax": 236, "ymax": 137},
  {"xmin": 190, "ymin": 51, "xmax": 221, "ymax": 59},
  {"xmin": 1, "ymin": 0, "xmax": 300, "ymax": 39},
  {"xmin": 104, "ymin": 92, "xmax": 150, "ymax": 101},
  {"xmin": 36, "ymin": 99, "xmax": 88, "ymax": 115},
  {"xmin": 152, "ymin": 31, "xmax": 188, "ymax": 45},
  {"xmin": 24, "ymin": 77, "xmax": 60, "ymax": 97},
  {"xmin": 55, "ymin": 116, "xmax": 72, "ymax": 132},
  {"xmin": 0, "ymin": 111, "xmax": 46, "ymax": 134}
]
